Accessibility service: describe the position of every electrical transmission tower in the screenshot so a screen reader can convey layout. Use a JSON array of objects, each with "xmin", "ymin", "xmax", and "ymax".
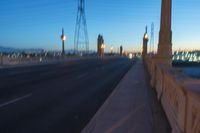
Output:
[
  {"xmin": 150, "ymin": 22, "xmax": 154, "ymax": 54},
  {"xmin": 74, "ymin": 0, "xmax": 89, "ymax": 54}
]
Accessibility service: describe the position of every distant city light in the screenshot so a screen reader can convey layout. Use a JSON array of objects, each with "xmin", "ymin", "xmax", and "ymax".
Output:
[{"xmin": 173, "ymin": 50, "xmax": 200, "ymax": 62}]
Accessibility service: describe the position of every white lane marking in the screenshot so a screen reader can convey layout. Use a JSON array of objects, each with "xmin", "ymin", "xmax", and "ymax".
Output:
[
  {"xmin": 77, "ymin": 73, "xmax": 89, "ymax": 79},
  {"xmin": 0, "ymin": 93, "xmax": 32, "ymax": 108}
]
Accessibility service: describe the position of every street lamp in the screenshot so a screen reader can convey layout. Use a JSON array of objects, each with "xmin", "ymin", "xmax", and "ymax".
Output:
[
  {"xmin": 142, "ymin": 26, "xmax": 149, "ymax": 57},
  {"xmin": 144, "ymin": 33, "xmax": 148, "ymax": 40},
  {"xmin": 101, "ymin": 43, "xmax": 105, "ymax": 57},
  {"xmin": 110, "ymin": 46, "xmax": 113, "ymax": 55},
  {"xmin": 61, "ymin": 28, "xmax": 66, "ymax": 57},
  {"xmin": 101, "ymin": 43, "xmax": 105, "ymax": 49}
]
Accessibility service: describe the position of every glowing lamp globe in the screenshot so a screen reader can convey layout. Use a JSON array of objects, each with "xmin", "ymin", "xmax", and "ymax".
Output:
[
  {"xmin": 144, "ymin": 33, "xmax": 148, "ymax": 40},
  {"xmin": 101, "ymin": 44, "xmax": 105, "ymax": 49},
  {"xmin": 61, "ymin": 35, "xmax": 66, "ymax": 41}
]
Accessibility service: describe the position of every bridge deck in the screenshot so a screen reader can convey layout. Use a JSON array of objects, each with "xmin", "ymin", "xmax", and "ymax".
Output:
[{"xmin": 82, "ymin": 59, "xmax": 171, "ymax": 133}]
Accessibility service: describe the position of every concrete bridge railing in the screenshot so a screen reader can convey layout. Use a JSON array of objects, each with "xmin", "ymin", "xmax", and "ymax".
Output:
[
  {"xmin": 145, "ymin": 56, "xmax": 200, "ymax": 133},
  {"xmin": 0, "ymin": 56, "xmax": 63, "ymax": 66}
]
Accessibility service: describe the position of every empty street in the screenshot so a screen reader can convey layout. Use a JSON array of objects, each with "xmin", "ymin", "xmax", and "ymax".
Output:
[{"xmin": 0, "ymin": 57, "xmax": 133, "ymax": 133}]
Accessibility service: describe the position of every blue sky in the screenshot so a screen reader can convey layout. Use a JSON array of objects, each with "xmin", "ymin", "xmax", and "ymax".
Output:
[{"xmin": 0, "ymin": 0, "xmax": 200, "ymax": 52}]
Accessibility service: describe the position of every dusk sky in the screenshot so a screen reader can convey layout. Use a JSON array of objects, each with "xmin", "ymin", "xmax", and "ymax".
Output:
[{"xmin": 0, "ymin": 0, "xmax": 200, "ymax": 52}]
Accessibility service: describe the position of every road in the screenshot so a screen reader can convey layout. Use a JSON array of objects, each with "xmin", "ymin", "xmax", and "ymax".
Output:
[{"xmin": 0, "ymin": 57, "xmax": 134, "ymax": 133}]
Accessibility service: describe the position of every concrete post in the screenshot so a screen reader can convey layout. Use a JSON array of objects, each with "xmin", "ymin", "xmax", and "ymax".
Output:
[{"xmin": 156, "ymin": 0, "xmax": 172, "ymax": 66}]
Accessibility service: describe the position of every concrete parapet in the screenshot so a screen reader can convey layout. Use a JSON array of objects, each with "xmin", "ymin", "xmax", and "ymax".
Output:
[
  {"xmin": 0, "ymin": 55, "xmax": 2, "ymax": 65},
  {"xmin": 145, "ymin": 55, "xmax": 200, "ymax": 133},
  {"xmin": 0, "ymin": 56, "xmax": 61, "ymax": 66}
]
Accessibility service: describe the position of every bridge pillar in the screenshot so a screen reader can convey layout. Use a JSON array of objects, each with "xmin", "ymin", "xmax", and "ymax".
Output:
[
  {"xmin": 142, "ymin": 26, "xmax": 149, "ymax": 58},
  {"xmin": 156, "ymin": 0, "xmax": 172, "ymax": 66}
]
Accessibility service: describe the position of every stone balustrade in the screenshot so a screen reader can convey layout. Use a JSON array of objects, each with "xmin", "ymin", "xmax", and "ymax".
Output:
[{"xmin": 145, "ymin": 56, "xmax": 200, "ymax": 133}]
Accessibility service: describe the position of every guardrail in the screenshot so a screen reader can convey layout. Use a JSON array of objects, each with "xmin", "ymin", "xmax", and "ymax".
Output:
[{"xmin": 145, "ymin": 56, "xmax": 200, "ymax": 133}]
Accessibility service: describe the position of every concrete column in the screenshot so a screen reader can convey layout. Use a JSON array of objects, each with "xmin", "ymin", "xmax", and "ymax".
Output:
[
  {"xmin": 142, "ymin": 26, "xmax": 149, "ymax": 58},
  {"xmin": 156, "ymin": 0, "xmax": 172, "ymax": 66}
]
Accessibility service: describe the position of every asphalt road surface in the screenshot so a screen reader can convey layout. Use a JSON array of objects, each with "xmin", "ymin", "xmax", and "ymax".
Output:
[{"xmin": 0, "ymin": 57, "xmax": 134, "ymax": 133}]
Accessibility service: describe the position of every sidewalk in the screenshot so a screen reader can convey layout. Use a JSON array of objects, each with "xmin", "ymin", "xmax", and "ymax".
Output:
[{"xmin": 82, "ymin": 59, "xmax": 171, "ymax": 133}]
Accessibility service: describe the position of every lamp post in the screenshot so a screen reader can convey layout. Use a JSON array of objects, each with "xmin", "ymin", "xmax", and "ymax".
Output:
[
  {"xmin": 120, "ymin": 45, "xmax": 123, "ymax": 56},
  {"xmin": 61, "ymin": 28, "xmax": 66, "ymax": 57},
  {"xmin": 110, "ymin": 46, "xmax": 113, "ymax": 55},
  {"xmin": 101, "ymin": 43, "xmax": 105, "ymax": 57},
  {"xmin": 142, "ymin": 26, "xmax": 149, "ymax": 58}
]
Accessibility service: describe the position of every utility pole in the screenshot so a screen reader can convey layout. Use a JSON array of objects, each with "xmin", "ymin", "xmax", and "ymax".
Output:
[{"xmin": 74, "ymin": 0, "xmax": 89, "ymax": 54}]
